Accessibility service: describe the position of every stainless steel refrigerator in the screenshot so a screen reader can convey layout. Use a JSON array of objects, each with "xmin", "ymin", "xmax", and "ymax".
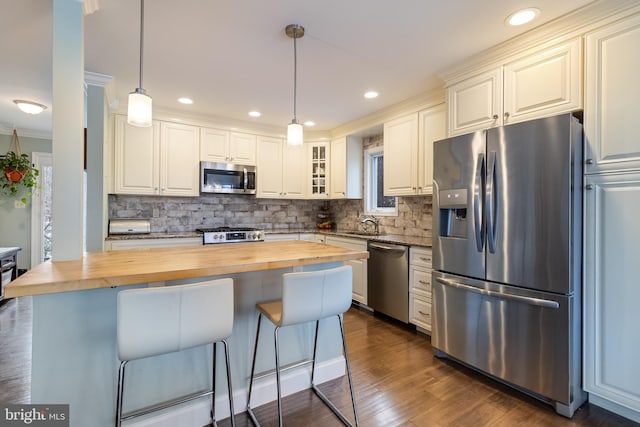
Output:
[{"xmin": 432, "ymin": 113, "xmax": 587, "ymax": 417}]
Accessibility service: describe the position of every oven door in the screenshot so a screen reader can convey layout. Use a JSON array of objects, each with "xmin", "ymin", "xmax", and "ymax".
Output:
[{"xmin": 200, "ymin": 161, "xmax": 256, "ymax": 194}]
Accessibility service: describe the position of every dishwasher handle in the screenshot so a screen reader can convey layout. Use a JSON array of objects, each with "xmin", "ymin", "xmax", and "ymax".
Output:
[{"xmin": 368, "ymin": 243, "xmax": 407, "ymax": 253}]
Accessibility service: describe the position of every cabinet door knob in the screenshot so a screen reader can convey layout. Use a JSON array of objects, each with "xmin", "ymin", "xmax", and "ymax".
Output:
[
  {"xmin": 586, "ymin": 159, "xmax": 593, "ymax": 165},
  {"xmin": 504, "ymin": 112, "xmax": 510, "ymax": 119},
  {"xmin": 586, "ymin": 184, "xmax": 594, "ymax": 190},
  {"xmin": 492, "ymin": 114, "xmax": 499, "ymax": 120}
]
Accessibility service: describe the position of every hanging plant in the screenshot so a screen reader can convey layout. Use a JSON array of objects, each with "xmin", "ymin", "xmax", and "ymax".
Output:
[{"xmin": 0, "ymin": 130, "xmax": 39, "ymax": 204}]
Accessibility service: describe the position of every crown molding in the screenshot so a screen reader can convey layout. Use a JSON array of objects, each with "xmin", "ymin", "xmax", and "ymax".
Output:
[
  {"xmin": 330, "ymin": 87, "xmax": 445, "ymax": 139},
  {"xmin": 440, "ymin": 0, "xmax": 640, "ymax": 85},
  {"xmin": 85, "ymin": 71, "xmax": 119, "ymax": 112},
  {"xmin": 0, "ymin": 126, "xmax": 52, "ymax": 140}
]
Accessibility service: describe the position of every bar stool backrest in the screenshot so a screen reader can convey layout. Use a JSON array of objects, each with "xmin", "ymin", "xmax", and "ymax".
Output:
[
  {"xmin": 117, "ymin": 278, "xmax": 234, "ymax": 361},
  {"xmin": 280, "ymin": 265, "xmax": 352, "ymax": 327}
]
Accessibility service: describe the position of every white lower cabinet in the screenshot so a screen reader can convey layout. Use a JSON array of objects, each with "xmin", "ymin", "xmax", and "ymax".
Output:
[
  {"xmin": 324, "ymin": 236, "xmax": 367, "ymax": 305},
  {"xmin": 105, "ymin": 238, "xmax": 202, "ymax": 251},
  {"xmin": 409, "ymin": 246, "xmax": 432, "ymax": 333},
  {"xmin": 584, "ymin": 172, "xmax": 640, "ymax": 422}
]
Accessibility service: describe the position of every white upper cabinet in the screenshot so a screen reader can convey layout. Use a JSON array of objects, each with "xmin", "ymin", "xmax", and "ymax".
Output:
[
  {"xmin": 200, "ymin": 128, "xmax": 256, "ymax": 165},
  {"xmin": 447, "ymin": 68, "xmax": 503, "ymax": 136},
  {"xmin": 114, "ymin": 116, "xmax": 199, "ymax": 196},
  {"xmin": 585, "ymin": 14, "xmax": 640, "ymax": 174},
  {"xmin": 447, "ymin": 38, "xmax": 583, "ymax": 136},
  {"xmin": 256, "ymin": 136, "xmax": 305, "ymax": 199},
  {"xmin": 384, "ymin": 105, "xmax": 445, "ymax": 196},
  {"xmin": 114, "ymin": 115, "xmax": 160, "ymax": 195},
  {"xmin": 307, "ymin": 142, "xmax": 330, "ymax": 199},
  {"xmin": 384, "ymin": 113, "xmax": 418, "ymax": 196},
  {"xmin": 418, "ymin": 104, "xmax": 446, "ymax": 195},
  {"xmin": 159, "ymin": 122, "xmax": 200, "ymax": 196},
  {"xmin": 330, "ymin": 136, "xmax": 362, "ymax": 199}
]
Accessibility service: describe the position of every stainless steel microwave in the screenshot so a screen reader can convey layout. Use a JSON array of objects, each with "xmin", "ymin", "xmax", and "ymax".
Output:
[{"xmin": 200, "ymin": 161, "xmax": 257, "ymax": 194}]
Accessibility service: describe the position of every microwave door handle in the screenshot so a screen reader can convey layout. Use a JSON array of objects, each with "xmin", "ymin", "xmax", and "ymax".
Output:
[
  {"xmin": 243, "ymin": 168, "xmax": 248, "ymax": 192},
  {"xmin": 486, "ymin": 151, "xmax": 497, "ymax": 253},
  {"xmin": 474, "ymin": 153, "xmax": 485, "ymax": 252}
]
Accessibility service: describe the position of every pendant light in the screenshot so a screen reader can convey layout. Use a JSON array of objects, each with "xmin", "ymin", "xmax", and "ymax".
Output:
[
  {"xmin": 286, "ymin": 24, "xmax": 304, "ymax": 146},
  {"xmin": 128, "ymin": 0, "xmax": 152, "ymax": 127}
]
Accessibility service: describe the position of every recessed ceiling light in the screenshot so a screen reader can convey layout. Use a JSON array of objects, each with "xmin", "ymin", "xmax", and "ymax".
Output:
[
  {"xmin": 177, "ymin": 97, "xmax": 193, "ymax": 104},
  {"xmin": 248, "ymin": 111, "xmax": 261, "ymax": 118},
  {"xmin": 506, "ymin": 8, "xmax": 540, "ymax": 26},
  {"xmin": 13, "ymin": 100, "xmax": 47, "ymax": 115},
  {"xmin": 304, "ymin": 121, "xmax": 315, "ymax": 127},
  {"xmin": 364, "ymin": 91, "xmax": 379, "ymax": 99}
]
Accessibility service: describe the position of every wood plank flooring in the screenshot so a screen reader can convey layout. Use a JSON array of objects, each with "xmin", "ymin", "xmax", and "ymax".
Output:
[{"xmin": 1, "ymin": 298, "xmax": 637, "ymax": 426}]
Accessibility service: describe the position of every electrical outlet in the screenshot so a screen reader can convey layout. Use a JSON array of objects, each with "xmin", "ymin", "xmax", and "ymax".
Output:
[
  {"xmin": 14, "ymin": 200, "xmax": 25, "ymax": 209},
  {"xmin": 152, "ymin": 208, "xmax": 159, "ymax": 218}
]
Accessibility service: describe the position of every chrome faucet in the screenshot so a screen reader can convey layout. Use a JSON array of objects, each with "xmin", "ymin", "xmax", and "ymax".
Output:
[{"xmin": 361, "ymin": 216, "xmax": 379, "ymax": 235}]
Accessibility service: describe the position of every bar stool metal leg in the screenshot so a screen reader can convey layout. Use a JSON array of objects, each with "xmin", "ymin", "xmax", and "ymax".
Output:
[
  {"xmin": 115, "ymin": 360, "xmax": 128, "ymax": 427},
  {"xmin": 222, "ymin": 339, "xmax": 236, "ymax": 427},
  {"xmin": 247, "ymin": 313, "xmax": 262, "ymax": 426},
  {"xmin": 310, "ymin": 315, "xmax": 359, "ymax": 427},
  {"xmin": 212, "ymin": 342, "xmax": 217, "ymax": 424},
  {"xmin": 274, "ymin": 326, "xmax": 283, "ymax": 427}
]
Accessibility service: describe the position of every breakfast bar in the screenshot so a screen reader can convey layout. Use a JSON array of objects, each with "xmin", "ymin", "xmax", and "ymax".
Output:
[{"xmin": 6, "ymin": 241, "xmax": 368, "ymax": 427}]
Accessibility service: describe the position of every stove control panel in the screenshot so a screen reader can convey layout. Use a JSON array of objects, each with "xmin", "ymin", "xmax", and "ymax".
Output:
[{"xmin": 202, "ymin": 229, "xmax": 264, "ymax": 244}]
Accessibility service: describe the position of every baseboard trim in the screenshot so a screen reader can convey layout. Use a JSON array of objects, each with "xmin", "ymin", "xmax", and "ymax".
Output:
[
  {"xmin": 589, "ymin": 394, "xmax": 640, "ymax": 424},
  {"xmin": 128, "ymin": 356, "xmax": 346, "ymax": 426}
]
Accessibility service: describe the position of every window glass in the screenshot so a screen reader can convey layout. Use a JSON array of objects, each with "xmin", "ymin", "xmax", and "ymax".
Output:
[{"xmin": 364, "ymin": 146, "xmax": 397, "ymax": 216}]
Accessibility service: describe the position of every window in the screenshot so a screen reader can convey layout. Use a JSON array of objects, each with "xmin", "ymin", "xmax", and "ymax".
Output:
[{"xmin": 364, "ymin": 146, "xmax": 397, "ymax": 216}]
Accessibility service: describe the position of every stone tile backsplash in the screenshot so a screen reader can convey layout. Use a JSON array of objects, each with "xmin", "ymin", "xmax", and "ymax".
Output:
[{"xmin": 109, "ymin": 193, "xmax": 433, "ymax": 238}]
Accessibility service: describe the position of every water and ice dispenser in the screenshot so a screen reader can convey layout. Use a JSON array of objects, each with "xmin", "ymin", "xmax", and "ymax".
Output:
[{"xmin": 438, "ymin": 189, "xmax": 468, "ymax": 238}]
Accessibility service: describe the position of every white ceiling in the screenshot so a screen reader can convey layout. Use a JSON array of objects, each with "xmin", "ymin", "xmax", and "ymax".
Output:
[{"xmin": 0, "ymin": 0, "xmax": 594, "ymax": 137}]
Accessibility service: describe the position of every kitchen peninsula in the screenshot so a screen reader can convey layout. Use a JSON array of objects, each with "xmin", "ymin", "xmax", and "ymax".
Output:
[{"xmin": 6, "ymin": 241, "xmax": 368, "ymax": 427}]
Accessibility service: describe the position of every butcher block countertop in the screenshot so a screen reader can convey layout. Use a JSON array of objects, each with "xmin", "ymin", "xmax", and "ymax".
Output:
[{"xmin": 5, "ymin": 241, "xmax": 368, "ymax": 298}]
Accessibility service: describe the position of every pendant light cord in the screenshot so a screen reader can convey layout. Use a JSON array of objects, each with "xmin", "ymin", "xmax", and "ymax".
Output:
[
  {"xmin": 292, "ymin": 28, "xmax": 298, "ymax": 122},
  {"xmin": 138, "ymin": 0, "xmax": 145, "ymax": 90}
]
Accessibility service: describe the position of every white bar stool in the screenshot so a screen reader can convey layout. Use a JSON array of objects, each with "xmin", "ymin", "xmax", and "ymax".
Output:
[
  {"xmin": 115, "ymin": 278, "xmax": 235, "ymax": 427},
  {"xmin": 246, "ymin": 265, "xmax": 359, "ymax": 426}
]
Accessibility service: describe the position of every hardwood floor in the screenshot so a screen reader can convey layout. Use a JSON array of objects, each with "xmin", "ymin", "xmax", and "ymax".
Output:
[
  {"xmin": 222, "ymin": 306, "xmax": 638, "ymax": 427},
  {"xmin": 0, "ymin": 296, "xmax": 32, "ymax": 403},
  {"xmin": 0, "ymin": 298, "xmax": 636, "ymax": 426}
]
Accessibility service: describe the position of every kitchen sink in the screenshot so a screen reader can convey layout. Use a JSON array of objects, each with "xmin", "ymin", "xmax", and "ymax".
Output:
[{"xmin": 344, "ymin": 231, "xmax": 385, "ymax": 237}]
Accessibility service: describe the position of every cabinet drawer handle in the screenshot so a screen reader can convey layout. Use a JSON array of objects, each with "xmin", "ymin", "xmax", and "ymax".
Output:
[
  {"xmin": 418, "ymin": 310, "xmax": 429, "ymax": 316},
  {"xmin": 418, "ymin": 280, "xmax": 429, "ymax": 285},
  {"xmin": 420, "ymin": 257, "xmax": 431, "ymax": 262}
]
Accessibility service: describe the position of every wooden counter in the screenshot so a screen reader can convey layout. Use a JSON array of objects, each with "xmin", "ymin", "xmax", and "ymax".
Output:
[{"xmin": 5, "ymin": 240, "xmax": 368, "ymax": 298}]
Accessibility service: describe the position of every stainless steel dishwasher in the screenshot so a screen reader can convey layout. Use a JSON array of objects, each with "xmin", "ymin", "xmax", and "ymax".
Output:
[{"xmin": 367, "ymin": 241, "xmax": 409, "ymax": 323}]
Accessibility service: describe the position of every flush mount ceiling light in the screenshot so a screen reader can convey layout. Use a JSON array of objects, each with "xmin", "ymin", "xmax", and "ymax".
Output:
[
  {"xmin": 303, "ymin": 121, "xmax": 315, "ymax": 127},
  {"xmin": 127, "ymin": 0, "xmax": 152, "ymax": 127},
  {"xmin": 506, "ymin": 8, "xmax": 540, "ymax": 26},
  {"xmin": 249, "ymin": 111, "xmax": 262, "ymax": 118},
  {"xmin": 364, "ymin": 91, "xmax": 379, "ymax": 99},
  {"xmin": 286, "ymin": 24, "xmax": 304, "ymax": 146},
  {"xmin": 13, "ymin": 100, "xmax": 47, "ymax": 115},
  {"xmin": 177, "ymin": 97, "xmax": 193, "ymax": 105}
]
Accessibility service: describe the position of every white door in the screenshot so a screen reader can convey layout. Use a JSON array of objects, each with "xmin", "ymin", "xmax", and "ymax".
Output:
[{"xmin": 30, "ymin": 152, "xmax": 53, "ymax": 266}]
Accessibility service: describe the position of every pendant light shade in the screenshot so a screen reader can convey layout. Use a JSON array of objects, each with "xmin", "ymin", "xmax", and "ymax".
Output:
[
  {"xmin": 128, "ymin": 90, "xmax": 152, "ymax": 127},
  {"xmin": 128, "ymin": 0, "xmax": 152, "ymax": 127},
  {"xmin": 287, "ymin": 120, "xmax": 303, "ymax": 146},
  {"xmin": 286, "ymin": 24, "xmax": 304, "ymax": 146}
]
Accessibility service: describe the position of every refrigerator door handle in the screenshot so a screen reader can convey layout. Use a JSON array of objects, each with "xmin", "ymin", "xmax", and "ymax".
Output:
[
  {"xmin": 435, "ymin": 277, "xmax": 560, "ymax": 309},
  {"xmin": 486, "ymin": 151, "xmax": 497, "ymax": 253},
  {"xmin": 474, "ymin": 153, "xmax": 485, "ymax": 252}
]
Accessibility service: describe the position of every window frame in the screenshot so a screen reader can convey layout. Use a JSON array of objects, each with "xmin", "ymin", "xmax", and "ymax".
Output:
[{"xmin": 363, "ymin": 146, "xmax": 398, "ymax": 216}]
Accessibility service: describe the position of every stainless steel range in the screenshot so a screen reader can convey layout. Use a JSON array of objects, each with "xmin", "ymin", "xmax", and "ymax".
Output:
[{"xmin": 196, "ymin": 227, "xmax": 264, "ymax": 244}]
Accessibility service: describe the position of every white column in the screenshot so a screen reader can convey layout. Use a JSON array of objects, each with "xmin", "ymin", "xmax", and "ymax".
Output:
[{"xmin": 51, "ymin": 0, "xmax": 84, "ymax": 261}]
